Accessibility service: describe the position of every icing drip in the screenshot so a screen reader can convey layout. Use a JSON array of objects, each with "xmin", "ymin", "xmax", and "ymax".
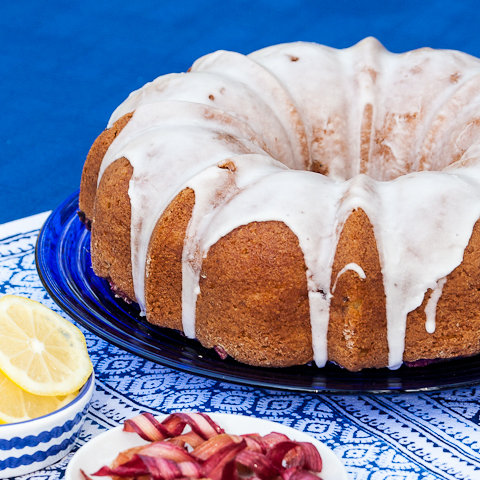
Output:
[
  {"xmin": 372, "ymin": 168, "xmax": 480, "ymax": 368},
  {"xmin": 332, "ymin": 263, "xmax": 366, "ymax": 293},
  {"xmin": 186, "ymin": 167, "xmax": 480, "ymax": 368},
  {"xmin": 193, "ymin": 170, "xmax": 348, "ymax": 367},
  {"xmin": 177, "ymin": 163, "xmax": 388, "ymax": 368},
  {"xmin": 181, "ymin": 155, "xmax": 287, "ymax": 338},
  {"xmin": 98, "ymin": 39, "xmax": 480, "ymax": 369},
  {"xmin": 424, "ymin": 276, "xmax": 448, "ymax": 334},
  {"xmin": 101, "ymin": 101, "xmax": 271, "ymax": 311}
]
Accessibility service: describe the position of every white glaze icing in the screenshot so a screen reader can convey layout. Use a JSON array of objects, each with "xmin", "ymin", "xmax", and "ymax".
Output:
[
  {"xmin": 100, "ymin": 101, "xmax": 270, "ymax": 311},
  {"xmin": 424, "ymin": 276, "xmax": 448, "ymax": 334},
  {"xmin": 332, "ymin": 263, "xmax": 367, "ymax": 293},
  {"xmin": 98, "ymin": 39, "xmax": 480, "ymax": 369},
  {"xmin": 108, "ymin": 71, "xmax": 299, "ymax": 168},
  {"xmin": 181, "ymin": 154, "xmax": 289, "ymax": 337}
]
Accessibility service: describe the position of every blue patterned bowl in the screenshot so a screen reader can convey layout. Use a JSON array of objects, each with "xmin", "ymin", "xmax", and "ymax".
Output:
[{"xmin": 0, "ymin": 372, "xmax": 94, "ymax": 478}]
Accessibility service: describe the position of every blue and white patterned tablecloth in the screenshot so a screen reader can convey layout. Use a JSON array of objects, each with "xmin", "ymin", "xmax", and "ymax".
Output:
[{"xmin": 1, "ymin": 212, "xmax": 480, "ymax": 480}]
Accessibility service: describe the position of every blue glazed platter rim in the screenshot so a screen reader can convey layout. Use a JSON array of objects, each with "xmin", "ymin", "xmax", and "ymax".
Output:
[{"xmin": 35, "ymin": 191, "xmax": 480, "ymax": 393}]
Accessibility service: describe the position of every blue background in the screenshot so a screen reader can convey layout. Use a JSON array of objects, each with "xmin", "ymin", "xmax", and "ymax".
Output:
[{"xmin": 2, "ymin": 0, "xmax": 480, "ymax": 224}]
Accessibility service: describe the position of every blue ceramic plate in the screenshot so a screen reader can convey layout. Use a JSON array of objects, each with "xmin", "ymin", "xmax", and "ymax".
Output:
[{"xmin": 36, "ymin": 191, "xmax": 480, "ymax": 393}]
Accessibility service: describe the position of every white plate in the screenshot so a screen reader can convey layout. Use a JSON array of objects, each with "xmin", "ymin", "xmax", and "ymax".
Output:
[{"xmin": 66, "ymin": 413, "xmax": 348, "ymax": 480}]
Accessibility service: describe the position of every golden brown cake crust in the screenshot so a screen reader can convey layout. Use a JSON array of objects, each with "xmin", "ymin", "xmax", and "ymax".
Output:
[
  {"xmin": 145, "ymin": 188, "xmax": 196, "ymax": 331},
  {"xmin": 91, "ymin": 157, "xmax": 135, "ymax": 301},
  {"xmin": 195, "ymin": 220, "xmax": 313, "ymax": 367},
  {"xmin": 328, "ymin": 208, "xmax": 388, "ymax": 371},
  {"xmin": 79, "ymin": 112, "xmax": 133, "ymax": 221}
]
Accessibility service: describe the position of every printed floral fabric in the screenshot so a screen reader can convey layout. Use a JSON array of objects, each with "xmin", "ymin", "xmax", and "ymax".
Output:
[{"xmin": 1, "ymin": 218, "xmax": 479, "ymax": 480}]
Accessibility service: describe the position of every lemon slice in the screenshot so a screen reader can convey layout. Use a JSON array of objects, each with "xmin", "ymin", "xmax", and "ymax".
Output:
[
  {"xmin": 0, "ymin": 295, "xmax": 92, "ymax": 396},
  {"xmin": 0, "ymin": 370, "xmax": 78, "ymax": 423}
]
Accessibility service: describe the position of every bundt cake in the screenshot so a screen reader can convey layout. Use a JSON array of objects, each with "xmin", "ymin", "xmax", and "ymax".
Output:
[{"xmin": 79, "ymin": 38, "xmax": 480, "ymax": 372}]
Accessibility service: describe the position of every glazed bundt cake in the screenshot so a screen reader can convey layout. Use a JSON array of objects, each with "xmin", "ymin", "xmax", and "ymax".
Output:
[{"xmin": 79, "ymin": 38, "xmax": 480, "ymax": 372}]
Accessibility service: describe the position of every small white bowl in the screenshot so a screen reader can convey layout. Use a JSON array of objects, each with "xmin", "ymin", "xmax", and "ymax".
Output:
[{"xmin": 0, "ymin": 371, "xmax": 95, "ymax": 478}]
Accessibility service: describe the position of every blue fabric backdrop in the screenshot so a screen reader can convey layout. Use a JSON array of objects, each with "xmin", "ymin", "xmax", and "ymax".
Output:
[{"xmin": 2, "ymin": 0, "xmax": 480, "ymax": 223}]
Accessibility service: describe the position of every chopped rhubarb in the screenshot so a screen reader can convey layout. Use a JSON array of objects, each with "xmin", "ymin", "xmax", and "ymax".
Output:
[
  {"xmin": 137, "ymin": 456, "xmax": 182, "ymax": 480},
  {"xmin": 87, "ymin": 413, "xmax": 323, "ymax": 480},
  {"xmin": 139, "ymin": 442, "xmax": 197, "ymax": 463},
  {"xmin": 284, "ymin": 445, "xmax": 305, "ymax": 468},
  {"xmin": 214, "ymin": 346, "xmax": 228, "ymax": 360},
  {"xmin": 267, "ymin": 441, "xmax": 301, "ymax": 470},
  {"xmin": 298, "ymin": 442, "xmax": 322, "ymax": 472},
  {"xmin": 92, "ymin": 455, "xmax": 148, "ymax": 477},
  {"xmin": 203, "ymin": 441, "xmax": 246, "ymax": 479},
  {"xmin": 124, "ymin": 412, "xmax": 171, "ymax": 441},
  {"xmin": 170, "ymin": 412, "xmax": 224, "ymax": 439},
  {"xmin": 262, "ymin": 432, "xmax": 291, "ymax": 448},
  {"xmin": 192, "ymin": 434, "xmax": 243, "ymax": 461},
  {"xmin": 162, "ymin": 413, "xmax": 190, "ymax": 437},
  {"xmin": 241, "ymin": 434, "xmax": 266, "ymax": 453},
  {"xmin": 235, "ymin": 450, "xmax": 279, "ymax": 479},
  {"xmin": 167, "ymin": 430, "xmax": 205, "ymax": 449},
  {"xmin": 177, "ymin": 461, "xmax": 204, "ymax": 478}
]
